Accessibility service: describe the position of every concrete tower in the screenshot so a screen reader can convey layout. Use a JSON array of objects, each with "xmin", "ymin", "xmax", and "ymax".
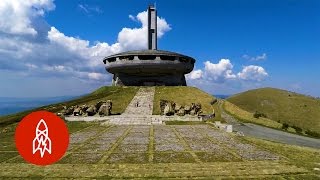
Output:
[{"xmin": 148, "ymin": 5, "xmax": 157, "ymax": 50}]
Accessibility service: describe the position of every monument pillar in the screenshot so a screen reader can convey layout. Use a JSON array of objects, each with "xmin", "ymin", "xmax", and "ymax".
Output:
[{"xmin": 148, "ymin": 5, "xmax": 157, "ymax": 50}]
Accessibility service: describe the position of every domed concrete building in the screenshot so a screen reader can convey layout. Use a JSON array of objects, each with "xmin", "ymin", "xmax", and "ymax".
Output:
[{"xmin": 103, "ymin": 5, "xmax": 195, "ymax": 86}]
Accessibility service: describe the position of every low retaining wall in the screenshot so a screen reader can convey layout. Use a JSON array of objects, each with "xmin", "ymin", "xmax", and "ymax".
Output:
[{"xmin": 64, "ymin": 115, "xmax": 202, "ymax": 125}]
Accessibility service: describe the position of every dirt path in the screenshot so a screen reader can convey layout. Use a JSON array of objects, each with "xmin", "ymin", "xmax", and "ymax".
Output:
[{"xmin": 219, "ymin": 101, "xmax": 320, "ymax": 149}]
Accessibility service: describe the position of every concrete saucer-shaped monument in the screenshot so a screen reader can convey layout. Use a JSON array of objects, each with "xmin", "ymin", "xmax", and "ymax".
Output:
[{"xmin": 103, "ymin": 5, "xmax": 195, "ymax": 86}]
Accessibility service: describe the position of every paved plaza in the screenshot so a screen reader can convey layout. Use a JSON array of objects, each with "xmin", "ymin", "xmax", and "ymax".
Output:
[
  {"xmin": 62, "ymin": 124, "xmax": 279, "ymax": 164},
  {"xmin": 0, "ymin": 124, "xmax": 309, "ymax": 178}
]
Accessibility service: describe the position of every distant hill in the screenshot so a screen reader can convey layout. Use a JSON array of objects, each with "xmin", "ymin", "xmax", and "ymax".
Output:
[
  {"xmin": 215, "ymin": 95, "xmax": 230, "ymax": 99},
  {"xmin": 0, "ymin": 96, "xmax": 81, "ymax": 116},
  {"xmin": 227, "ymin": 87, "xmax": 320, "ymax": 134}
]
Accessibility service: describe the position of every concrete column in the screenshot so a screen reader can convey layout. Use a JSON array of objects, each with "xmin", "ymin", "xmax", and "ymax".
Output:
[{"xmin": 148, "ymin": 5, "xmax": 157, "ymax": 50}]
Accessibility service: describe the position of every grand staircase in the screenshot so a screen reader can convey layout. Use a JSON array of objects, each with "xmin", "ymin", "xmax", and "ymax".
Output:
[{"xmin": 123, "ymin": 87, "xmax": 155, "ymax": 115}]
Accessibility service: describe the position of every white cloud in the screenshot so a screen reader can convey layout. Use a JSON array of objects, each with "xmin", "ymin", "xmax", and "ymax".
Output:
[
  {"xmin": 204, "ymin": 59, "xmax": 236, "ymax": 82},
  {"xmin": 78, "ymin": 4, "xmax": 89, "ymax": 13},
  {"xmin": 128, "ymin": 14, "xmax": 136, "ymax": 21},
  {"xmin": 187, "ymin": 59, "xmax": 268, "ymax": 87},
  {"xmin": 118, "ymin": 11, "xmax": 171, "ymax": 50},
  {"xmin": 88, "ymin": 72, "xmax": 104, "ymax": 80},
  {"xmin": 48, "ymin": 27, "xmax": 90, "ymax": 52},
  {"xmin": 242, "ymin": 53, "xmax": 267, "ymax": 61},
  {"xmin": 0, "ymin": 1, "xmax": 171, "ymax": 89},
  {"xmin": 25, "ymin": 63, "xmax": 38, "ymax": 69},
  {"xmin": 0, "ymin": 0, "xmax": 55, "ymax": 35},
  {"xmin": 237, "ymin": 65, "xmax": 268, "ymax": 81},
  {"xmin": 186, "ymin": 60, "xmax": 269, "ymax": 96},
  {"xmin": 78, "ymin": 4, "xmax": 103, "ymax": 14},
  {"xmin": 186, "ymin": 69, "xmax": 203, "ymax": 80}
]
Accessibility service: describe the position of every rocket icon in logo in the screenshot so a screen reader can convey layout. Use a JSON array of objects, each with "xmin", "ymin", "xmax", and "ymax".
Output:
[{"xmin": 32, "ymin": 119, "xmax": 52, "ymax": 158}]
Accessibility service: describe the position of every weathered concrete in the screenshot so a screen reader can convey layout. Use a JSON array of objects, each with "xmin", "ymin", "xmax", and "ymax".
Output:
[
  {"xmin": 148, "ymin": 5, "xmax": 157, "ymax": 50},
  {"xmin": 66, "ymin": 115, "xmax": 202, "ymax": 125},
  {"xmin": 123, "ymin": 87, "xmax": 155, "ymax": 115},
  {"xmin": 103, "ymin": 50, "xmax": 195, "ymax": 86}
]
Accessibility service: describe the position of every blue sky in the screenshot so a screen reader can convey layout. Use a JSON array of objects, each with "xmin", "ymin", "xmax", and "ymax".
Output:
[{"xmin": 0, "ymin": 0, "xmax": 319, "ymax": 97}]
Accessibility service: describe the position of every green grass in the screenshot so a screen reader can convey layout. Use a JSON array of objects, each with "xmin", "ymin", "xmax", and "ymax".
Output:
[
  {"xmin": 227, "ymin": 87, "xmax": 320, "ymax": 134},
  {"xmin": 66, "ymin": 121, "xmax": 100, "ymax": 134},
  {"xmin": 153, "ymin": 86, "xmax": 221, "ymax": 120},
  {"xmin": 0, "ymin": 86, "xmax": 224, "ymax": 127},
  {"xmin": 223, "ymin": 100, "xmax": 286, "ymax": 130},
  {"xmin": 0, "ymin": 86, "xmax": 138, "ymax": 128}
]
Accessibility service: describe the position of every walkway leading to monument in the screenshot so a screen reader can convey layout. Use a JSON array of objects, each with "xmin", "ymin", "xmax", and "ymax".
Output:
[{"xmin": 123, "ymin": 87, "xmax": 155, "ymax": 115}]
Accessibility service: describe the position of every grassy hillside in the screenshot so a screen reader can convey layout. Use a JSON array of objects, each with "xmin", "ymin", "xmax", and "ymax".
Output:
[
  {"xmin": 0, "ymin": 86, "xmax": 221, "ymax": 126},
  {"xmin": 153, "ymin": 86, "xmax": 220, "ymax": 121},
  {"xmin": 223, "ymin": 101, "xmax": 296, "ymax": 133},
  {"xmin": 227, "ymin": 87, "xmax": 320, "ymax": 134},
  {"xmin": 0, "ymin": 86, "xmax": 138, "ymax": 127}
]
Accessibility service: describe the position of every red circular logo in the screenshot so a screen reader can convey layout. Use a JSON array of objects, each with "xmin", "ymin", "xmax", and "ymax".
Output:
[{"xmin": 15, "ymin": 111, "xmax": 69, "ymax": 166}]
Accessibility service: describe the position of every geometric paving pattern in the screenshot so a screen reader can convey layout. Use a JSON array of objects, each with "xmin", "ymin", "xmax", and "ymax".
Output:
[
  {"xmin": 1, "ymin": 125, "xmax": 280, "ymax": 164},
  {"xmin": 61, "ymin": 124, "xmax": 280, "ymax": 164},
  {"xmin": 0, "ymin": 124, "xmax": 309, "ymax": 178}
]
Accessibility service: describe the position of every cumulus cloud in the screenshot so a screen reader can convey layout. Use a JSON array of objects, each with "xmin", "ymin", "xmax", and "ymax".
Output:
[
  {"xmin": 186, "ymin": 59, "xmax": 268, "ymax": 84},
  {"xmin": 119, "ymin": 11, "xmax": 171, "ymax": 50},
  {"xmin": 242, "ymin": 53, "xmax": 267, "ymax": 61},
  {"xmin": 237, "ymin": 65, "xmax": 268, "ymax": 81},
  {"xmin": 186, "ymin": 69, "xmax": 203, "ymax": 80},
  {"xmin": 0, "ymin": 0, "xmax": 55, "ymax": 35},
  {"xmin": 0, "ymin": 1, "xmax": 171, "ymax": 87},
  {"xmin": 204, "ymin": 59, "xmax": 237, "ymax": 82}
]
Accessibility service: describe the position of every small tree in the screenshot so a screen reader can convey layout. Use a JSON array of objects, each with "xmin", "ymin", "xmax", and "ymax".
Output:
[
  {"xmin": 253, "ymin": 111, "xmax": 267, "ymax": 119},
  {"xmin": 253, "ymin": 111, "xmax": 260, "ymax": 118},
  {"xmin": 210, "ymin": 98, "xmax": 218, "ymax": 105},
  {"xmin": 282, "ymin": 123, "xmax": 289, "ymax": 130},
  {"xmin": 305, "ymin": 130, "xmax": 320, "ymax": 138},
  {"xmin": 292, "ymin": 125, "xmax": 303, "ymax": 134}
]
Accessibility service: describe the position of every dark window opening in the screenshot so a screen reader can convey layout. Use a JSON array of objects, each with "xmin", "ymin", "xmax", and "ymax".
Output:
[
  {"xmin": 138, "ymin": 55, "xmax": 156, "ymax": 60},
  {"xmin": 119, "ymin": 56, "xmax": 134, "ymax": 60},
  {"xmin": 179, "ymin": 57, "xmax": 189, "ymax": 62},
  {"xmin": 160, "ymin": 55, "xmax": 176, "ymax": 61},
  {"xmin": 107, "ymin": 57, "xmax": 116, "ymax": 62}
]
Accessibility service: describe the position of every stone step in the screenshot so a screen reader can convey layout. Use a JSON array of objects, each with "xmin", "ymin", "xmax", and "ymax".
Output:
[
  {"xmin": 123, "ymin": 87, "xmax": 155, "ymax": 115},
  {"xmin": 99, "ymin": 114, "xmax": 202, "ymax": 125},
  {"xmin": 65, "ymin": 114, "xmax": 202, "ymax": 123}
]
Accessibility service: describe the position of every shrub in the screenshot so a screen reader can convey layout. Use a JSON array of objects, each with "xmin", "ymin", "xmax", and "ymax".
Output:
[
  {"xmin": 253, "ymin": 111, "xmax": 267, "ymax": 119},
  {"xmin": 305, "ymin": 130, "xmax": 320, "ymax": 138},
  {"xmin": 292, "ymin": 125, "xmax": 303, "ymax": 134},
  {"xmin": 282, "ymin": 123, "xmax": 289, "ymax": 130},
  {"xmin": 210, "ymin": 98, "xmax": 218, "ymax": 105}
]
